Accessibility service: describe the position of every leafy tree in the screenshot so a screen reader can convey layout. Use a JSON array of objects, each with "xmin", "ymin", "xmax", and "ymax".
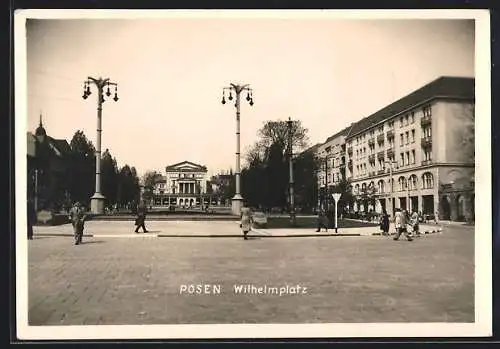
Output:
[
  {"xmin": 293, "ymin": 149, "xmax": 319, "ymax": 213},
  {"xmin": 117, "ymin": 165, "xmax": 140, "ymax": 208},
  {"xmin": 241, "ymin": 119, "xmax": 312, "ymax": 211},
  {"xmin": 142, "ymin": 170, "xmax": 163, "ymax": 201},
  {"xmin": 264, "ymin": 141, "xmax": 288, "ymax": 209},
  {"xmin": 68, "ymin": 130, "xmax": 96, "ymax": 206},
  {"xmin": 101, "ymin": 148, "xmax": 119, "ymax": 206}
]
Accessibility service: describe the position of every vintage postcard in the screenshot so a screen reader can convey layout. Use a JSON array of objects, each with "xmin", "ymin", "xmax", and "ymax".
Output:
[{"xmin": 15, "ymin": 9, "xmax": 491, "ymax": 340}]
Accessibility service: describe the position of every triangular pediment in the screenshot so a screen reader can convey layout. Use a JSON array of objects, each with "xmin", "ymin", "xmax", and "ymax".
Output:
[{"xmin": 166, "ymin": 161, "xmax": 207, "ymax": 172}]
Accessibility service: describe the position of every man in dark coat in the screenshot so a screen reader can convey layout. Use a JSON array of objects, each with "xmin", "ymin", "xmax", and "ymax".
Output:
[
  {"xmin": 27, "ymin": 199, "xmax": 36, "ymax": 240},
  {"xmin": 69, "ymin": 202, "xmax": 86, "ymax": 245},
  {"xmin": 134, "ymin": 200, "xmax": 148, "ymax": 233},
  {"xmin": 315, "ymin": 209, "xmax": 329, "ymax": 232}
]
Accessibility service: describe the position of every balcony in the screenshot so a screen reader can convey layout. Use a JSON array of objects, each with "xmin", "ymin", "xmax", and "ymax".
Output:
[
  {"xmin": 377, "ymin": 151, "xmax": 385, "ymax": 160},
  {"xmin": 368, "ymin": 138, "xmax": 375, "ymax": 146},
  {"xmin": 377, "ymin": 134, "xmax": 385, "ymax": 144},
  {"xmin": 377, "ymin": 169, "xmax": 386, "ymax": 175},
  {"xmin": 421, "ymin": 116, "xmax": 432, "ymax": 127},
  {"xmin": 386, "ymin": 147, "xmax": 395, "ymax": 158},
  {"xmin": 421, "ymin": 136, "xmax": 432, "ymax": 148},
  {"xmin": 368, "ymin": 154, "xmax": 375, "ymax": 163},
  {"xmin": 421, "ymin": 159, "xmax": 433, "ymax": 166},
  {"xmin": 386, "ymin": 129, "xmax": 395, "ymax": 139},
  {"xmin": 347, "ymin": 147, "xmax": 353, "ymax": 155}
]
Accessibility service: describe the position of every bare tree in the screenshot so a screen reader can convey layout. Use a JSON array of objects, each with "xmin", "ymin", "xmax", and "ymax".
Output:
[{"xmin": 255, "ymin": 120, "xmax": 310, "ymax": 158}]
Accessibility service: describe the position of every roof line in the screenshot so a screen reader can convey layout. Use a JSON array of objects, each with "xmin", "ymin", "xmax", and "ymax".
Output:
[{"xmin": 346, "ymin": 94, "xmax": 474, "ymax": 139}]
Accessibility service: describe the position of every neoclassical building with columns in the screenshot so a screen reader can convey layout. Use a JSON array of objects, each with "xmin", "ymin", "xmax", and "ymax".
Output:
[
  {"xmin": 317, "ymin": 76, "xmax": 475, "ymax": 221},
  {"xmin": 151, "ymin": 161, "xmax": 223, "ymax": 208}
]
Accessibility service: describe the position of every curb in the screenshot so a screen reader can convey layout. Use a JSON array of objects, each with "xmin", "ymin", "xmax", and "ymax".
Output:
[
  {"xmin": 156, "ymin": 233, "xmax": 362, "ymax": 238},
  {"xmin": 34, "ymin": 233, "xmax": 94, "ymax": 237},
  {"xmin": 33, "ymin": 233, "xmax": 363, "ymax": 238},
  {"xmin": 371, "ymin": 229, "xmax": 443, "ymax": 236}
]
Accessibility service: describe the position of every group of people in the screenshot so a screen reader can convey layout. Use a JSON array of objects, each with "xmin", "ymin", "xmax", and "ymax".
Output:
[
  {"xmin": 379, "ymin": 208, "xmax": 423, "ymax": 241},
  {"xmin": 312, "ymin": 206, "xmax": 424, "ymax": 241}
]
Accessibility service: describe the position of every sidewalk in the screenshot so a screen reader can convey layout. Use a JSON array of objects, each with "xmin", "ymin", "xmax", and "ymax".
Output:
[{"xmin": 32, "ymin": 220, "xmax": 443, "ymax": 239}]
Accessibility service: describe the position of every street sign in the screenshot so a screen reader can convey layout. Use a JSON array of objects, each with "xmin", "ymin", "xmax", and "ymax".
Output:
[
  {"xmin": 332, "ymin": 193, "xmax": 341, "ymax": 202},
  {"xmin": 331, "ymin": 193, "xmax": 342, "ymax": 233}
]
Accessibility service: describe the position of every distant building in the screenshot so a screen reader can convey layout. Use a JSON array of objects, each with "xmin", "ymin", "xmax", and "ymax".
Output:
[
  {"xmin": 27, "ymin": 115, "xmax": 72, "ymax": 210},
  {"xmin": 152, "ymin": 161, "xmax": 221, "ymax": 208},
  {"xmin": 315, "ymin": 125, "xmax": 353, "ymax": 188},
  {"xmin": 209, "ymin": 172, "xmax": 232, "ymax": 194}
]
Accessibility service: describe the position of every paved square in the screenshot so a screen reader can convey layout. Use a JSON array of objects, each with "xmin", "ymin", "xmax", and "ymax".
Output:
[{"xmin": 27, "ymin": 224, "xmax": 474, "ymax": 325}]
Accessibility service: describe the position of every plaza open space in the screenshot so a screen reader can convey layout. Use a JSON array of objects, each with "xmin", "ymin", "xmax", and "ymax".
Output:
[{"xmin": 27, "ymin": 221, "xmax": 474, "ymax": 325}]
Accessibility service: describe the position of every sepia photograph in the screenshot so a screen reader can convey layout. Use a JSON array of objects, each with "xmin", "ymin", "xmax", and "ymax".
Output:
[{"xmin": 15, "ymin": 9, "xmax": 491, "ymax": 340}]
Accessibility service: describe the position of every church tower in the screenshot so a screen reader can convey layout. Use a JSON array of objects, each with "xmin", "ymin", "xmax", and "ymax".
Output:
[{"xmin": 35, "ymin": 113, "xmax": 47, "ymax": 143}]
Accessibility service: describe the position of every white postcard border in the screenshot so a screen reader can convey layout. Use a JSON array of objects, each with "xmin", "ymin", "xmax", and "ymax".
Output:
[{"xmin": 14, "ymin": 9, "xmax": 492, "ymax": 340}]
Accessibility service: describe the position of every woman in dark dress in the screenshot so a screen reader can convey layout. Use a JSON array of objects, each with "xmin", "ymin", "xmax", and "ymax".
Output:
[{"xmin": 380, "ymin": 209, "xmax": 390, "ymax": 236}]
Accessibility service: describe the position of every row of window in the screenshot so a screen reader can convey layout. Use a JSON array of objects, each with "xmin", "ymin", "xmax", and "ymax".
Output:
[
  {"xmin": 399, "ymin": 129, "xmax": 416, "ymax": 146},
  {"xmin": 352, "ymin": 172, "xmax": 435, "ymax": 195},
  {"xmin": 353, "ymin": 130, "xmax": 431, "ymax": 161},
  {"xmin": 348, "ymin": 105, "xmax": 432, "ymax": 147},
  {"xmin": 352, "ymin": 148, "xmax": 432, "ymax": 177}
]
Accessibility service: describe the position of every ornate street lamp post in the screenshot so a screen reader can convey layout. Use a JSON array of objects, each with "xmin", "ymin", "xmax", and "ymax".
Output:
[
  {"xmin": 82, "ymin": 76, "xmax": 119, "ymax": 214},
  {"xmin": 221, "ymin": 83, "xmax": 254, "ymax": 216}
]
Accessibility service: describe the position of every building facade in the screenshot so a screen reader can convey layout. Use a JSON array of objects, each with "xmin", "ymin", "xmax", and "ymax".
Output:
[
  {"xmin": 316, "ymin": 126, "xmax": 352, "ymax": 188},
  {"xmin": 316, "ymin": 76, "xmax": 474, "ymax": 221},
  {"xmin": 315, "ymin": 126, "xmax": 353, "ymax": 210},
  {"xmin": 152, "ymin": 161, "xmax": 224, "ymax": 208},
  {"xmin": 27, "ymin": 116, "xmax": 72, "ymax": 211}
]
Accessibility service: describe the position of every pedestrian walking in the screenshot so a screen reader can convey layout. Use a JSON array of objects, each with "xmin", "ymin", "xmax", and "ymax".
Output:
[
  {"xmin": 68, "ymin": 201, "xmax": 86, "ymax": 245},
  {"xmin": 379, "ymin": 209, "xmax": 390, "ymax": 236},
  {"xmin": 134, "ymin": 200, "xmax": 148, "ymax": 233},
  {"xmin": 240, "ymin": 206, "xmax": 253, "ymax": 240},
  {"xmin": 315, "ymin": 209, "xmax": 329, "ymax": 232},
  {"xmin": 394, "ymin": 209, "xmax": 413, "ymax": 241},
  {"xmin": 434, "ymin": 210, "xmax": 439, "ymax": 225},
  {"xmin": 27, "ymin": 199, "xmax": 36, "ymax": 240},
  {"xmin": 411, "ymin": 210, "xmax": 421, "ymax": 237}
]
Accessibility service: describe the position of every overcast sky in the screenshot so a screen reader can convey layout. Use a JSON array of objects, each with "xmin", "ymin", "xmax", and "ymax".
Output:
[{"xmin": 25, "ymin": 13, "xmax": 475, "ymax": 177}]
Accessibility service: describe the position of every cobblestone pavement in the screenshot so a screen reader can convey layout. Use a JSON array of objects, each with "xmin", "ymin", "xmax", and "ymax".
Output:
[{"xmin": 27, "ymin": 225, "xmax": 474, "ymax": 326}]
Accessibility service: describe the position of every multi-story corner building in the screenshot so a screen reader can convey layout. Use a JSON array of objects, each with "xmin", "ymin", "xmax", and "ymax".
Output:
[{"xmin": 344, "ymin": 76, "xmax": 474, "ymax": 221}]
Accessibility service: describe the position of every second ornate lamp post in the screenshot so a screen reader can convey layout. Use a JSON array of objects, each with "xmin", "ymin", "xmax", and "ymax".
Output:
[
  {"xmin": 221, "ymin": 83, "xmax": 254, "ymax": 216},
  {"xmin": 286, "ymin": 117, "xmax": 296, "ymax": 225},
  {"xmin": 82, "ymin": 76, "xmax": 119, "ymax": 214}
]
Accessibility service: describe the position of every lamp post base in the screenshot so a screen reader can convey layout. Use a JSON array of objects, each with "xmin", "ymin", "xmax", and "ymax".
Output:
[
  {"xmin": 90, "ymin": 193, "xmax": 106, "ymax": 215},
  {"xmin": 231, "ymin": 194, "xmax": 244, "ymax": 216}
]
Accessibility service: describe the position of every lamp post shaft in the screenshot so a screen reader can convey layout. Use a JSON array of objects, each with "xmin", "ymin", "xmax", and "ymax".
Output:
[
  {"xmin": 95, "ymin": 85, "xmax": 103, "ymax": 196},
  {"xmin": 235, "ymin": 89, "xmax": 241, "ymax": 199},
  {"xmin": 287, "ymin": 119, "xmax": 295, "ymax": 225}
]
